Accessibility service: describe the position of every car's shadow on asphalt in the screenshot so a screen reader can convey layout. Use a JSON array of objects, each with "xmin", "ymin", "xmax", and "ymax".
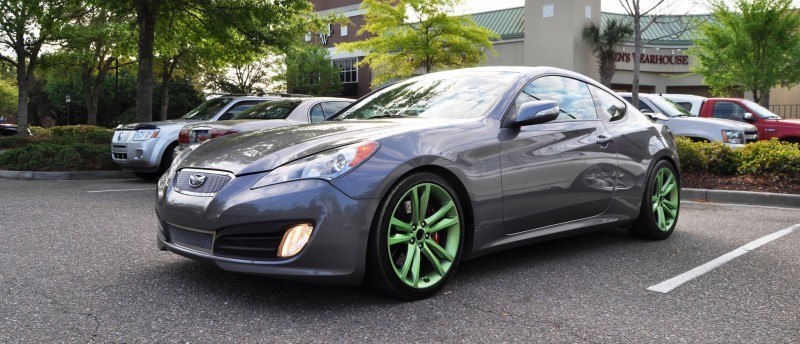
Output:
[{"xmin": 130, "ymin": 227, "xmax": 669, "ymax": 309}]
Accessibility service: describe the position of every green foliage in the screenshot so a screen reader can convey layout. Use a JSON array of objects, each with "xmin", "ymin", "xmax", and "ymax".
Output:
[
  {"xmin": 0, "ymin": 125, "xmax": 117, "ymax": 171},
  {"xmin": 699, "ymin": 141, "xmax": 741, "ymax": 175},
  {"xmin": 0, "ymin": 78, "xmax": 17, "ymax": 115},
  {"xmin": 284, "ymin": 45, "xmax": 343, "ymax": 96},
  {"xmin": 675, "ymin": 137, "xmax": 708, "ymax": 173},
  {"xmin": 738, "ymin": 139, "xmax": 800, "ymax": 180},
  {"xmin": 337, "ymin": 0, "xmax": 498, "ymax": 86},
  {"xmin": 582, "ymin": 19, "xmax": 634, "ymax": 87},
  {"xmin": 28, "ymin": 126, "xmax": 52, "ymax": 137},
  {"xmin": 689, "ymin": 0, "xmax": 800, "ymax": 104}
]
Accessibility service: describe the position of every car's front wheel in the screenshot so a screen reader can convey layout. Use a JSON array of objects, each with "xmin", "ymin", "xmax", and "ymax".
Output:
[
  {"xmin": 630, "ymin": 160, "xmax": 680, "ymax": 239},
  {"xmin": 365, "ymin": 172, "xmax": 465, "ymax": 300}
]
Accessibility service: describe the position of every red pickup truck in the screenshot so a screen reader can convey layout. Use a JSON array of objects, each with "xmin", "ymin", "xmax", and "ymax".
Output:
[{"xmin": 698, "ymin": 98, "xmax": 800, "ymax": 143}]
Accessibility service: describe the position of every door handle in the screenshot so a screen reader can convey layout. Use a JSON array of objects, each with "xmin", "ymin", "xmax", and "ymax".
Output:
[{"xmin": 597, "ymin": 135, "xmax": 614, "ymax": 145}]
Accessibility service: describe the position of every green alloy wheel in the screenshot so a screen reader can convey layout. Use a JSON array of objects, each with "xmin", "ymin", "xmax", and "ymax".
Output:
[
  {"xmin": 630, "ymin": 160, "xmax": 680, "ymax": 240},
  {"xmin": 366, "ymin": 173, "xmax": 464, "ymax": 299}
]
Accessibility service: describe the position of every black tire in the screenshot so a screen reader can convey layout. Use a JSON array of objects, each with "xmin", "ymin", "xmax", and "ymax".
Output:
[
  {"xmin": 630, "ymin": 160, "xmax": 680, "ymax": 240},
  {"xmin": 365, "ymin": 172, "xmax": 465, "ymax": 300}
]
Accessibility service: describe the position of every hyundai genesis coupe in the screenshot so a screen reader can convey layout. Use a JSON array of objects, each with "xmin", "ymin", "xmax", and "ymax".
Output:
[{"xmin": 155, "ymin": 67, "xmax": 681, "ymax": 299}]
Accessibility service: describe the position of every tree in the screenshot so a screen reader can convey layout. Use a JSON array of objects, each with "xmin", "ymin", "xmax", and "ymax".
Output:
[
  {"xmin": 337, "ymin": 0, "xmax": 497, "ymax": 86},
  {"xmin": 0, "ymin": 78, "xmax": 16, "ymax": 117},
  {"xmin": 0, "ymin": 0, "xmax": 82, "ymax": 136},
  {"xmin": 57, "ymin": 4, "xmax": 135, "ymax": 125},
  {"xmin": 689, "ymin": 0, "xmax": 800, "ymax": 106},
  {"xmin": 284, "ymin": 45, "xmax": 343, "ymax": 96},
  {"xmin": 583, "ymin": 19, "xmax": 634, "ymax": 87},
  {"xmin": 616, "ymin": 1, "xmax": 700, "ymax": 107},
  {"xmin": 128, "ymin": 0, "xmax": 315, "ymax": 123}
]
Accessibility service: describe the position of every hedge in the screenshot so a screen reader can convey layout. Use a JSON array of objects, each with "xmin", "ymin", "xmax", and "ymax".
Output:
[
  {"xmin": 675, "ymin": 137, "xmax": 799, "ymax": 181},
  {"xmin": 0, "ymin": 125, "xmax": 119, "ymax": 171}
]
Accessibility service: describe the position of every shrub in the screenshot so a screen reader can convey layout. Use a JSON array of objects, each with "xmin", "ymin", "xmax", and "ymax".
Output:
[
  {"xmin": 675, "ymin": 137, "xmax": 708, "ymax": 173},
  {"xmin": 51, "ymin": 125, "xmax": 114, "ymax": 144},
  {"xmin": 738, "ymin": 139, "xmax": 800, "ymax": 181},
  {"xmin": 0, "ymin": 136, "xmax": 32, "ymax": 149},
  {"xmin": 699, "ymin": 142, "xmax": 740, "ymax": 175},
  {"xmin": 0, "ymin": 140, "xmax": 118, "ymax": 171},
  {"xmin": 29, "ymin": 126, "xmax": 52, "ymax": 137}
]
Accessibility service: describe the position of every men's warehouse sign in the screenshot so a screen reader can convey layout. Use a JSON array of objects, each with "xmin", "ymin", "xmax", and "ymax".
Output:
[{"xmin": 614, "ymin": 52, "xmax": 689, "ymax": 65}]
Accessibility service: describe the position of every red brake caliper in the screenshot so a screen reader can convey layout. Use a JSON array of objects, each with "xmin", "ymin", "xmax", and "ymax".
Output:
[{"xmin": 431, "ymin": 232, "xmax": 441, "ymax": 244}]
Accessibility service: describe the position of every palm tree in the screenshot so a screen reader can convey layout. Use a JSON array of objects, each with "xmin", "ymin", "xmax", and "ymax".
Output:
[{"xmin": 582, "ymin": 18, "xmax": 634, "ymax": 87}]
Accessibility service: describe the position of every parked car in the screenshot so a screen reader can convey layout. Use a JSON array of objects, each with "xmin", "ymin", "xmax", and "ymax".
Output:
[
  {"xmin": 662, "ymin": 94, "xmax": 706, "ymax": 116},
  {"xmin": 112, "ymin": 95, "xmax": 285, "ymax": 179},
  {"xmin": 1, "ymin": 123, "xmax": 20, "ymax": 136},
  {"xmin": 155, "ymin": 66, "xmax": 681, "ymax": 299},
  {"xmin": 698, "ymin": 98, "xmax": 800, "ymax": 143},
  {"xmin": 619, "ymin": 93, "xmax": 758, "ymax": 147},
  {"xmin": 176, "ymin": 97, "xmax": 353, "ymax": 154}
]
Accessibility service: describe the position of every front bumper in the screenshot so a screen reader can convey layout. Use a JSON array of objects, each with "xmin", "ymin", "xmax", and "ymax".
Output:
[
  {"xmin": 155, "ymin": 173, "xmax": 380, "ymax": 285},
  {"xmin": 111, "ymin": 134, "xmax": 170, "ymax": 172}
]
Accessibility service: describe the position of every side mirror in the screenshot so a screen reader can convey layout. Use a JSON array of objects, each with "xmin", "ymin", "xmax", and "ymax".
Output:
[
  {"xmin": 513, "ymin": 100, "xmax": 560, "ymax": 127},
  {"xmin": 645, "ymin": 112, "xmax": 669, "ymax": 122},
  {"xmin": 743, "ymin": 112, "xmax": 755, "ymax": 122}
]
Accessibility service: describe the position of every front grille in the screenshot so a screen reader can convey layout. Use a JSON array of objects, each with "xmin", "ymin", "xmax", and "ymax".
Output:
[
  {"xmin": 112, "ymin": 153, "xmax": 127, "ymax": 159},
  {"xmin": 214, "ymin": 233, "xmax": 283, "ymax": 260},
  {"xmin": 166, "ymin": 224, "xmax": 213, "ymax": 253},
  {"xmin": 745, "ymin": 131, "xmax": 759, "ymax": 143},
  {"xmin": 174, "ymin": 169, "xmax": 232, "ymax": 196}
]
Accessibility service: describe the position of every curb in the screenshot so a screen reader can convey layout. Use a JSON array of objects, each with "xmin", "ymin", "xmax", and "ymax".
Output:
[
  {"xmin": 0, "ymin": 170, "xmax": 136, "ymax": 180},
  {"xmin": 683, "ymin": 188, "xmax": 800, "ymax": 209}
]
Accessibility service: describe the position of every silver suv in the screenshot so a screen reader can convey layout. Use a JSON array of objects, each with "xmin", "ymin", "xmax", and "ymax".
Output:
[
  {"xmin": 111, "ymin": 95, "xmax": 281, "ymax": 179},
  {"xmin": 619, "ymin": 93, "xmax": 758, "ymax": 147}
]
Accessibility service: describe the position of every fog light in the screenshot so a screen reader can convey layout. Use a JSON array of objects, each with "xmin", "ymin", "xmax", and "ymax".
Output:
[
  {"xmin": 278, "ymin": 223, "xmax": 314, "ymax": 258},
  {"xmin": 135, "ymin": 149, "xmax": 144, "ymax": 159}
]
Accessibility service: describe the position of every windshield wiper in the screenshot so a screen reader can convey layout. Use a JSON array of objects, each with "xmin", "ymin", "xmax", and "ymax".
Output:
[{"xmin": 369, "ymin": 114, "xmax": 412, "ymax": 119}]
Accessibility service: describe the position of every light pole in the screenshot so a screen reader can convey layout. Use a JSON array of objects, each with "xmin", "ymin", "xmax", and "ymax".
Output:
[{"xmin": 66, "ymin": 95, "xmax": 71, "ymax": 126}]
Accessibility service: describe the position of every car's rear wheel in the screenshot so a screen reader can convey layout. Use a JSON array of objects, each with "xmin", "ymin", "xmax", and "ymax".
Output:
[
  {"xmin": 630, "ymin": 160, "xmax": 680, "ymax": 239},
  {"xmin": 365, "ymin": 173, "xmax": 464, "ymax": 300}
]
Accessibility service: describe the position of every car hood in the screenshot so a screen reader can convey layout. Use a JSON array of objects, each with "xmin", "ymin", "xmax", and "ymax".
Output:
[
  {"xmin": 766, "ymin": 118, "xmax": 800, "ymax": 127},
  {"xmin": 670, "ymin": 116, "xmax": 757, "ymax": 131},
  {"xmin": 117, "ymin": 119, "xmax": 202, "ymax": 130},
  {"xmin": 178, "ymin": 120, "xmax": 411, "ymax": 175}
]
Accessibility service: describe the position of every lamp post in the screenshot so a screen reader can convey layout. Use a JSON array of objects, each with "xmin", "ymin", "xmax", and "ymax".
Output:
[{"xmin": 66, "ymin": 95, "xmax": 71, "ymax": 126}]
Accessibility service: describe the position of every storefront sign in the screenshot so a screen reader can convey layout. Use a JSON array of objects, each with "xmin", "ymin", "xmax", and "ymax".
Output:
[{"xmin": 614, "ymin": 52, "xmax": 689, "ymax": 65}]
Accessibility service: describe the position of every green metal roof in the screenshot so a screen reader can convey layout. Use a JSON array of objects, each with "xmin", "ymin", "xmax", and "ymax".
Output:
[
  {"xmin": 469, "ymin": 7, "xmax": 524, "ymax": 41},
  {"xmin": 470, "ymin": 6, "xmax": 710, "ymax": 45}
]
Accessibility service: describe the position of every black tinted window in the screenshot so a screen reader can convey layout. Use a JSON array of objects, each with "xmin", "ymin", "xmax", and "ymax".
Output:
[{"xmin": 233, "ymin": 100, "xmax": 302, "ymax": 120}]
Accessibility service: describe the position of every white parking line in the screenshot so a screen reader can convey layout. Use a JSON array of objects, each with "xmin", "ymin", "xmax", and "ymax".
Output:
[
  {"xmin": 87, "ymin": 188, "xmax": 154, "ymax": 193},
  {"xmin": 648, "ymin": 223, "xmax": 800, "ymax": 293}
]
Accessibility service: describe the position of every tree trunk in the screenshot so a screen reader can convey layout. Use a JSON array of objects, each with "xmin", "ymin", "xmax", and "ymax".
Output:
[
  {"xmin": 15, "ymin": 50, "xmax": 30, "ymax": 137},
  {"xmin": 599, "ymin": 53, "xmax": 616, "ymax": 87},
  {"xmin": 160, "ymin": 61, "xmax": 170, "ymax": 121},
  {"xmin": 758, "ymin": 89, "xmax": 770, "ymax": 107},
  {"xmin": 631, "ymin": 11, "xmax": 642, "ymax": 108},
  {"xmin": 134, "ymin": 0, "xmax": 160, "ymax": 123}
]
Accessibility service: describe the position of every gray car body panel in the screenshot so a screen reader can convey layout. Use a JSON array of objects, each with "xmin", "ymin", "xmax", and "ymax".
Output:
[{"xmin": 156, "ymin": 66, "xmax": 678, "ymax": 283}]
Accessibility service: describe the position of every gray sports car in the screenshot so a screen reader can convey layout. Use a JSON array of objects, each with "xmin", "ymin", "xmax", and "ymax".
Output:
[{"xmin": 155, "ymin": 67, "xmax": 680, "ymax": 299}]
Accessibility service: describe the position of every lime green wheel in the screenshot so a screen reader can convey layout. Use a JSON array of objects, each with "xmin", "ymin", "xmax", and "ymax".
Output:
[
  {"xmin": 631, "ymin": 160, "xmax": 680, "ymax": 239},
  {"xmin": 366, "ymin": 173, "xmax": 464, "ymax": 299}
]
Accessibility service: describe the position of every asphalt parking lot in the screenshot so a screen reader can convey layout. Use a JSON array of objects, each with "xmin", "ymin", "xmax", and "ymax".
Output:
[{"xmin": 1, "ymin": 178, "xmax": 798, "ymax": 343}]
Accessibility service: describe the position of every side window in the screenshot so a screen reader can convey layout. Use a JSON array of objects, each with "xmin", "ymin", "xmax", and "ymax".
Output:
[
  {"xmin": 515, "ymin": 76, "xmax": 597, "ymax": 121},
  {"xmin": 676, "ymin": 102, "xmax": 692, "ymax": 112},
  {"xmin": 321, "ymin": 101, "xmax": 351, "ymax": 120},
  {"xmin": 219, "ymin": 101, "xmax": 263, "ymax": 120},
  {"xmin": 589, "ymin": 85, "xmax": 626, "ymax": 122},
  {"xmin": 712, "ymin": 101, "xmax": 747, "ymax": 121},
  {"xmin": 310, "ymin": 104, "xmax": 325, "ymax": 123}
]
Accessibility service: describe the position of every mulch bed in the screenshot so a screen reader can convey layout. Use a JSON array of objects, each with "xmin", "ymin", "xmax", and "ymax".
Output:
[{"xmin": 682, "ymin": 172, "xmax": 800, "ymax": 194}]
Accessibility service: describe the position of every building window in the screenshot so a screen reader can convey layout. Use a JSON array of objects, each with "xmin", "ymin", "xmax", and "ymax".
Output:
[
  {"xmin": 332, "ymin": 58, "xmax": 358, "ymax": 84},
  {"xmin": 341, "ymin": 25, "xmax": 348, "ymax": 36}
]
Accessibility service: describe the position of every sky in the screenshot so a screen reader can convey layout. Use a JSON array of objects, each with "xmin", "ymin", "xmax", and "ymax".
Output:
[{"xmin": 458, "ymin": 0, "xmax": 800, "ymax": 15}]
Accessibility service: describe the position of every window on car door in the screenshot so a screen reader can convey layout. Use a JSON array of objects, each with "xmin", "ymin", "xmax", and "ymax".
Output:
[
  {"xmin": 712, "ymin": 101, "xmax": 747, "ymax": 121},
  {"xmin": 514, "ymin": 76, "xmax": 598, "ymax": 121}
]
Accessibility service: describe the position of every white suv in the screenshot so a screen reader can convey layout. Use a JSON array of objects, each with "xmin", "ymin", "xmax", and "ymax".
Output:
[{"xmin": 111, "ymin": 95, "xmax": 281, "ymax": 179}]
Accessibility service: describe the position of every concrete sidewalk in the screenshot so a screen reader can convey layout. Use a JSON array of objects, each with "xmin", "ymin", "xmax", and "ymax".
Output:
[{"xmin": 2, "ymin": 169, "xmax": 799, "ymax": 209}]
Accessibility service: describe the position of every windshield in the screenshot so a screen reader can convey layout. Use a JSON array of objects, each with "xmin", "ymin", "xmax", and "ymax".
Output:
[
  {"xmin": 742, "ymin": 99, "xmax": 782, "ymax": 119},
  {"xmin": 232, "ymin": 99, "xmax": 302, "ymax": 120},
  {"xmin": 333, "ymin": 71, "xmax": 518, "ymax": 120},
  {"xmin": 181, "ymin": 97, "xmax": 234, "ymax": 120},
  {"xmin": 650, "ymin": 95, "xmax": 693, "ymax": 117}
]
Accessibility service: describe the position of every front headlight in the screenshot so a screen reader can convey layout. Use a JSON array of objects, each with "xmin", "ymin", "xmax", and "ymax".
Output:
[
  {"xmin": 132, "ymin": 129, "xmax": 160, "ymax": 141},
  {"xmin": 721, "ymin": 130, "xmax": 744, "ymax": 144},
  {"xmin": 253, "ymin": 141, "xmax": 379, "ymax": 189}
]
